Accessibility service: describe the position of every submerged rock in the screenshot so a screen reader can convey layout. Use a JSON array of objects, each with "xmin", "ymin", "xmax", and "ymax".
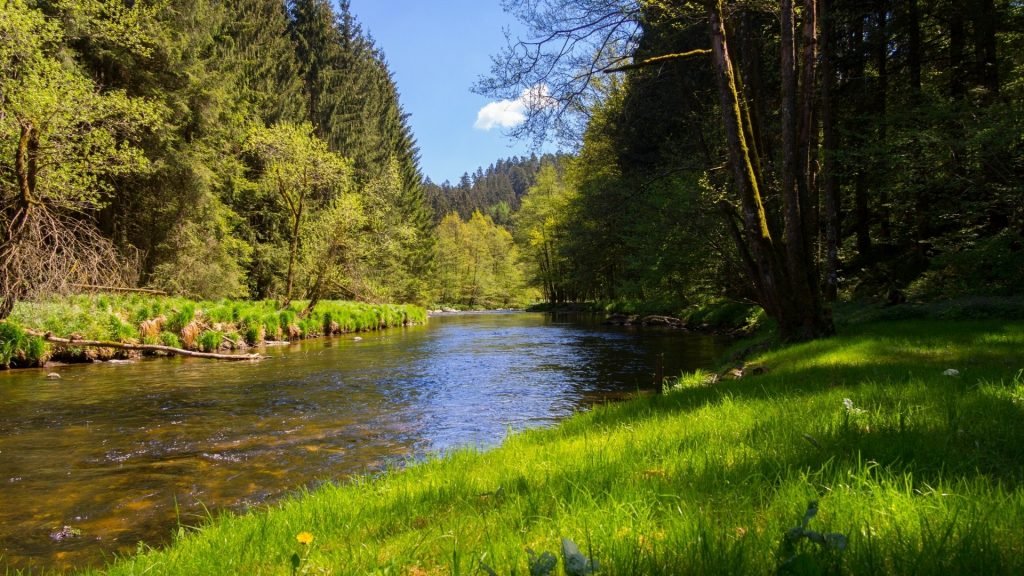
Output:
[
  {"xmin": 603, "ymin": 314, "xmax": 639, "ymax": 326},
  {"xmin": 50, "ymin": 526, "xmax": 81, "ymax": 541},
  {"xmin": 640, "ymin": 315, "xmax": 684, "ymax": 327}
]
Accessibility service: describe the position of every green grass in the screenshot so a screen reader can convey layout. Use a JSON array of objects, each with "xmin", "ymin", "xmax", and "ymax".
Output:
[
  {"xmin": 0, "ymin": 295, "xmax": 427, "ymax": 367},
  {"xmin": 70, "ymin": 318, "xmax": 1024, "ymax": 575}
]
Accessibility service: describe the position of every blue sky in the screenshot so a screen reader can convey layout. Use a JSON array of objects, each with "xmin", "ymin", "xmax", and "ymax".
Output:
[{"xmin": 348, "ymin": 0, "xmax": 552, "ymax": 184}]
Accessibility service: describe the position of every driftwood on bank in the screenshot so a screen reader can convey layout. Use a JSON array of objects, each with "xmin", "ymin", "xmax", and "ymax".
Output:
[
  {"xmin": 70, "ymin": 284, "xmax": 168, "ymax": 296},
  {"xmin": 25, "ymin": 330, "xmax": 266, "ymax": 361}
]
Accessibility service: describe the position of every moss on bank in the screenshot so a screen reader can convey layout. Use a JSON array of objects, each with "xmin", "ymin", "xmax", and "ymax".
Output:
[
  {"xmin": 0, "ymin": 295, "xmax": 426, "ymax": 368},
  {"xmin": 73, "ymin": 318, "xmax": 1024, "ymax": 575}
]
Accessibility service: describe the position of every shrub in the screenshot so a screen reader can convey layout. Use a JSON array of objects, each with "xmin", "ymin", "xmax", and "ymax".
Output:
[
  {"xmin": 198, "ymin": 330, "xmax": 223, "ymax": 352},
  {"xmin": 159, "ymin": 332, "xmax": 182, "ymax": 348}
]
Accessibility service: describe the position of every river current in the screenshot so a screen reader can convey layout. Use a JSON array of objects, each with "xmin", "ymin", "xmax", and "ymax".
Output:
[{"xmin": 0, "ymin": 312, "xmax": 722, "ymax": 572}]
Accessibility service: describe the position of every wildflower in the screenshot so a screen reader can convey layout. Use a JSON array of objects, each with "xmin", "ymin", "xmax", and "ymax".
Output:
[
  {"xmin": 943, "ymin": 368, "xmax": 960, "ymax": 377},
  {"xmin": 842, "ymin": 398, "xmax": 866, "ymax": 416},
  {"xmin": 296, "ymin": 531, "xmax": 314, "ymax": 545}
]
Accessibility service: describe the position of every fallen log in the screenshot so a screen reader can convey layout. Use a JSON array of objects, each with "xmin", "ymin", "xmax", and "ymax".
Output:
[
  {"xmin": 25, "ymin": 330, "xmax": 266, "ymax": 361},
  {"xmin": 70, "ymin": 284, "xmax": 169, "ymax": 296}
]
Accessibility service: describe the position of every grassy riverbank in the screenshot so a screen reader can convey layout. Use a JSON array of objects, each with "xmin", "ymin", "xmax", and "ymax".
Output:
[
  {"xmin": 70, "ymin": 317, "xmax": 1023, "ymax": 575},
  {"xmin": 0, "ymin": 295, "xmax": 426, "ymax": 368}
]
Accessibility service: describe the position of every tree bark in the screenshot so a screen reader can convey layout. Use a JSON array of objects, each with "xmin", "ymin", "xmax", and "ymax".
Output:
[
  {"xmin": 873, "ymin": 0, "xmax": 890, "ymax": 241},
  {"xmin": 974, "ymin": 0, "xmax": 999, "ymax": 98},
  {"xmin": 708, "ymin": 0, "xmax": 833, "ymax": 341},
  {"xmin": 950, "ymin": 3, "xmax": 967, "ymax": 100},
  {"xmin": 850, "ymin": 12, "xmax": 872, "ymax": 257},
  {"xmin": 821, "ymin": 0, "xmax": 840, "ymax": 302},
  {"xmin": 907, "ymin": 0, "xmax": 922, "ymax": 99}
]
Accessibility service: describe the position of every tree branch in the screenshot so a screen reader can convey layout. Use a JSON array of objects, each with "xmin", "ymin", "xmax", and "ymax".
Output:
[{"xmin": 602, "ymin": 49, "xmax": 711, "ymax": 73}]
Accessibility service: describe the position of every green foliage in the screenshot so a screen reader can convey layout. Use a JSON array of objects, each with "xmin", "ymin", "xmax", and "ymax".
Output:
[
  {"xmin": 0, "ymin": 0, "xmax": 163, "ymax": 312},
  {"xmin": 515, "ymin": 164, "xmax": 576, "ymax": 304},
  {"xmin": 107, "ymin": 315, "xmax": 138, "ymax": 342},
  {"xmin": 662, "ymin": 369, "xmax": 715, "ymax": 392},
  {"xmin": 167, "ymin": 303, "xmax": 197, "ymax": 335},
  {"xmin": 682, "ymin": 300, "xmax": 763, "ymax": 332},
  {"xmin": 0, "ymin": 321, "xmax": 48, "ymax": 368},
  {"xmin": 432, "ymin": 211, "xmax": 532, "ymax": 308},
  {"xmin": 159, "ymin": 331, "xmax": 182, "ymax": 349},
  {"xmin": 0, "ymin": 0, "xmax": 164, "ymax": 209},
  {"xmin": 0, "ymin": 321, "xmax": 26, "ymax": 368},
  {"xmin": 150, "ymin": 197, "xmax": 253, "ymax": 300},
  {"xmin": 197, "ymin": 330, "xmax": 223, "ymax": 353},
  {"xmin": 1, "ymin": 0, "xmax": 431, "ymax": 311},
  {"xmin": 422, "ymin": 154, "xmax": 568, "ymax": 222},
  {"xmin": 907, "ymin": 231, "xmax": 1024, "ymax": 300}
]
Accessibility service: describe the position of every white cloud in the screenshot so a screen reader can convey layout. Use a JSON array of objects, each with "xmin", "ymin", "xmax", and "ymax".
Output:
[{"xmin": 474, "ymin": 85, "xmax": 553, "ymax": 131}]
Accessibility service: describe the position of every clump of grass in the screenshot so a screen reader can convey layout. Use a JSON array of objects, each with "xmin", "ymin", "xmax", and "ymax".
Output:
[
  {"xmin": 662, "ymin": 368, "xmax": 715, "ymax": 392},
  {"xmin": 159, "ymin": 331, "xmax": 181, "ymax": 348},
  {"xmin": 0, "ymin": 321, "xmax": 48, "ymax": 368},
  {"xmin": 197, "ymin": 330, "xmax": 222, "ymax": 352}
]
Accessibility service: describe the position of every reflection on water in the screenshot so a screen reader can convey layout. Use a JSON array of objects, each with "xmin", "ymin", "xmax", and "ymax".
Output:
[{"xmin": 0, "ymin": 312, "xmax": 722, "ymax": 572}]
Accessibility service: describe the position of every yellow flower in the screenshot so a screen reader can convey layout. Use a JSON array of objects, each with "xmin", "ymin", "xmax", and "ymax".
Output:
[{"xmin": 296, "ymin": 531, "xmax": 314, "ymax": 545}]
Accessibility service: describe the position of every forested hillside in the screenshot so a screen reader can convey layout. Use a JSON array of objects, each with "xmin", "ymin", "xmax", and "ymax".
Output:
[
  {"xmin": 478, "ymin": 0, "xmax": 1024, "ymax": 339},
  {"xmin": 0, "ymin": 0, "xmax": 432, "ymax": 313},
  {"xmin": 422, "ymin": 153, "xmax": 568, "ymax": 225}
]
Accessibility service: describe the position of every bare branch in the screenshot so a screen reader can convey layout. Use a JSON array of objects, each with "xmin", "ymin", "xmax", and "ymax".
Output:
[
  {"xmin": 475, "ymin": 0, "xmax": 644, "ymax": 145},
  {"xmin": 601, "ymin": 48, "xmax": 712, "ymax": 73}
]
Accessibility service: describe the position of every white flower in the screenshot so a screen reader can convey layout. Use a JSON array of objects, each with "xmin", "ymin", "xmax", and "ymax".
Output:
[
  {"xmin": 843, "ymin": 398, "xmax": 866, "ymax": 416},
  {"xmin": 943, "ymin": 369, "xmax": 960, "ymax": 377}
]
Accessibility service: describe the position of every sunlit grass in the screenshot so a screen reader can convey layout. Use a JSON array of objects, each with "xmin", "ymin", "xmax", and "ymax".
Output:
[
  {"xmin": 1, "ymin": 294, "xmax": 426, "ymax": 367},
  {"xmin": 58, "ymin": 318, "xmax": 1024, "ymax": 575}
]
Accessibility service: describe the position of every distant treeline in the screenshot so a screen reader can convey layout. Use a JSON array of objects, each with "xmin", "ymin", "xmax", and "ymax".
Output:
[{"xmin": 423, "ymin": 153, "xmax": 570, "ymax": 226}]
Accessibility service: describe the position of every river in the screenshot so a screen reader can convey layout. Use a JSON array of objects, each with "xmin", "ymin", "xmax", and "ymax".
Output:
[{"xmin": 0, "ymin": 312, "xmax": 723, "ymax": 572}]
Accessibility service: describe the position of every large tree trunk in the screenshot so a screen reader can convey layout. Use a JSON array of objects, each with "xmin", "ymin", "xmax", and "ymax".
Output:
[
  {"xmin": 821, "ymin": 0, "xmax": 841, "ymax": 302},
  {"xmin": 950, "ymin": 3, "xmax": 967, "ymax": 100},
  {"xmin": 872, "ymin": 1, "xmax": 891, "ymax": 241},
  {"xmin": 974, "ymin": 0, "xmax": 999, "ymax": 99},
  {"xmin": 850, "ymin": 13, "xmax": 872, "ymax": 257},
  {"xmin": 907, "ymin": 0, "xmax": 922, "ymax": 99},
  {"xmin": 708, "ymin": 0, "xmax": 833, "ymax": 342}
]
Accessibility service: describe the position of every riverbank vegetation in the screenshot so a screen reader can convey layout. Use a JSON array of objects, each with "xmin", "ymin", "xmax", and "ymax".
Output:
[
  {"xmin": 0, "ymin": 294, "xmax": 424, "ymax": 368},
  {"xmin": 77, "ymin": 318, "xmax": 1024, "ymax": 575}
]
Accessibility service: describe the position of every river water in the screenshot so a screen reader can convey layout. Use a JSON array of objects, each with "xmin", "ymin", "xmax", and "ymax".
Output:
[{"xmin": 0, "ymin": 312, "xmax": 723, "ymax": 572}]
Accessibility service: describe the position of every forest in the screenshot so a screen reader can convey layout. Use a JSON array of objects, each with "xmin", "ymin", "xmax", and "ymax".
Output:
[
  {"xmin": 474, "ymin": 0, "xmax": 1024, "ymax": 341},
  {"xmin": 1, "ymin": 0, "xmax": 433, "ymax": 317},
  {"xmin": 3, "ymin": 0, "xmax": 1024, "ymax": 342}
]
